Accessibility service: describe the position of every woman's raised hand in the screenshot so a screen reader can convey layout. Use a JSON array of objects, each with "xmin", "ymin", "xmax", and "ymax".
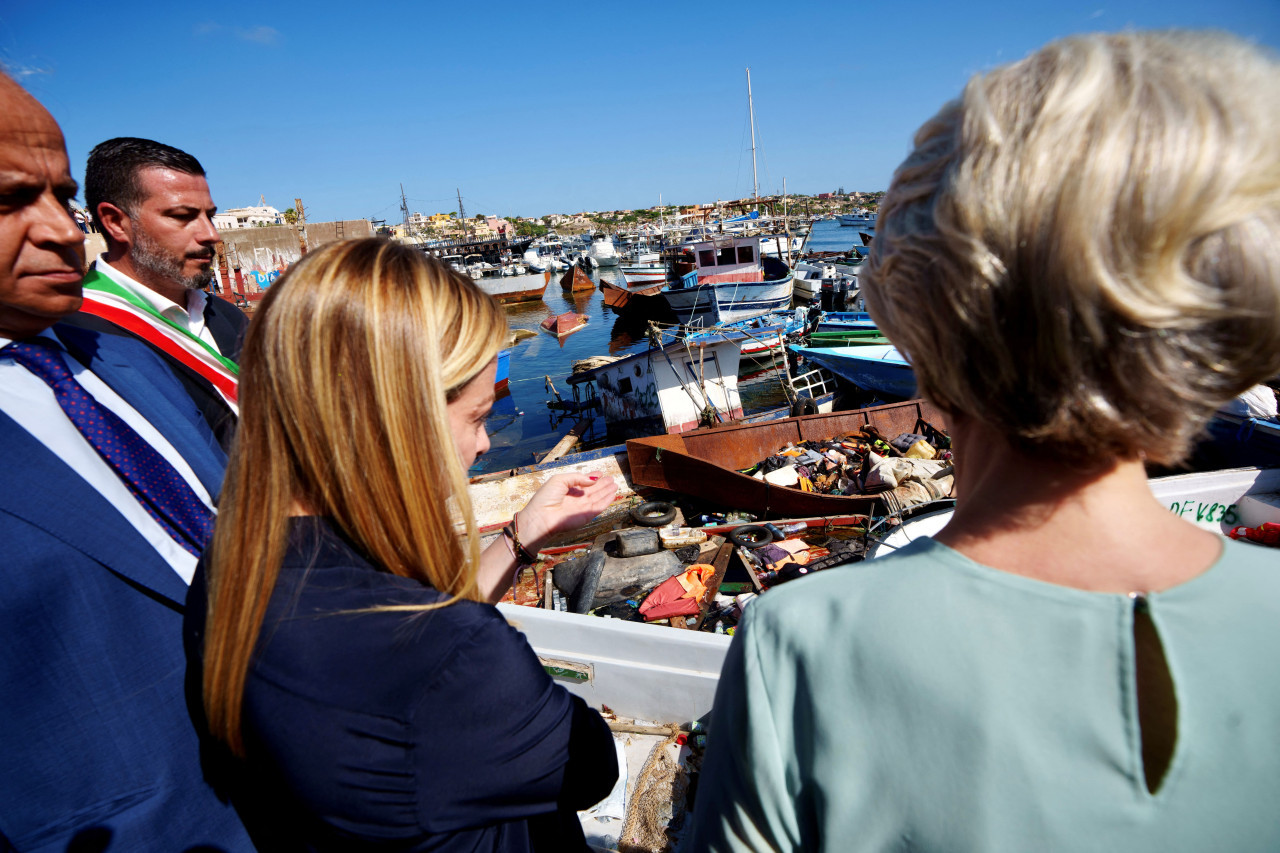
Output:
[{"xmin": 516, "ymin": 474, "xmax": 619, "ymax": 550}]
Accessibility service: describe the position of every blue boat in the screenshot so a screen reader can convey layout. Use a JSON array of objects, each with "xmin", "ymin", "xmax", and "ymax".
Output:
[
  {"xmin": 495, "ymin": 348, "xmax": 511, "ymax": 392},
  {"xmin": 814, "ymin": 311, "xmax": 877, "ymax": 335},
  {"xmin": 685, "ymin": 310, "xmax": 806, "ymax": 361},
  {"xmin": 789, "ymin": 343, "xmax": 916, "ymax": 399}
]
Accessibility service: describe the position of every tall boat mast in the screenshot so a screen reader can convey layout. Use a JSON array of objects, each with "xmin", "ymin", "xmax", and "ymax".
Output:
[
  {"xmin": 746, "ymin": 67, "xmax": 759, "ymax": 212},
  {"xmin": 457, "ymin": 188, "xmax": 469, "ymax": 242}
]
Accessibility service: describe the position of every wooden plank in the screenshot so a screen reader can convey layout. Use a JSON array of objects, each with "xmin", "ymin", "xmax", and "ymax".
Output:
[
  {"xmin": 692, "ymin": 543, "xmax": 735, "ymax": 631},
  {"xmin": 739, "ymin": 546, "xmax": 767, "ymax": 594}
]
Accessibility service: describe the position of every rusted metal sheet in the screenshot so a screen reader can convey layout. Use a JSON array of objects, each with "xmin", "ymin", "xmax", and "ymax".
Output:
[{"xmin": 625, "ymin": 399, "xmax": 948, "ymax": 518}]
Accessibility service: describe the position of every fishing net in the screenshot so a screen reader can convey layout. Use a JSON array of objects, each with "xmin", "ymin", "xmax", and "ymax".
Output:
[{"xmin": 618, "ymin": 734, "xmax": 689, "ymax": 853}]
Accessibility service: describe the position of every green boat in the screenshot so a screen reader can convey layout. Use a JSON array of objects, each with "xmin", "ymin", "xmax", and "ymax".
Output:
[{"xmin": 807, "ymin": 328, "xmax": 891, "ymax": 347}]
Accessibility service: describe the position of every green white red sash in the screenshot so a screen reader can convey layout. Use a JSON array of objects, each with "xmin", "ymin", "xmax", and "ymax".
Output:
[{"xmin": 79, "ymin": 268, "xmax": 240, "ymax": 412}]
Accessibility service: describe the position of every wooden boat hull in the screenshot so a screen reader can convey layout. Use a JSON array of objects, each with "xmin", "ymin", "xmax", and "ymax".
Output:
[
  {"xmin": 602, "ymin": 278, "xmax": 665, "ymax": 309},
  {"xmin": 477, "ymin": 273, "xmax": 550, "ymax": 304},
  {"xmin": 540, "ymin": 311, "xmax": 589, "ymax": 337},
  {"xmin": 626, "ymin": 399, "xmax": 948, "ymax": 518},
  {"xmin": 559, "ymin": 265, "xmax": 595, "ymax": 292}
]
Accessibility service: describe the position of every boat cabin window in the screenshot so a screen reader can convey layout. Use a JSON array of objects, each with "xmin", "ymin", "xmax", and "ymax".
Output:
[
  {"xmin": 717, "ymin": 246, "xmax": 737, "ymax": 266},
  {"xmin": 737, "ymin": 245, "xmax": 755, "ymax": 264},
  {"xmin": 698, "ymin": 249, "xmax": 715, "ymax": 268},
  {"xmin": 618, "ymin": 376, "xmax": 633, "ymax": 394}
]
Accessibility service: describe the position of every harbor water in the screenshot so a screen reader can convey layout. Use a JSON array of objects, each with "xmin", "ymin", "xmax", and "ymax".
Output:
[{"xmin": 472, "ymin": 218, "xmax": 868, "ymax": 475}]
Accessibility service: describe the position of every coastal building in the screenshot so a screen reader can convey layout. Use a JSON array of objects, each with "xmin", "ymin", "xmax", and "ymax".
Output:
[{"xmin": 214, "ymin": 204, "xmax": 284, "ymax": 230}]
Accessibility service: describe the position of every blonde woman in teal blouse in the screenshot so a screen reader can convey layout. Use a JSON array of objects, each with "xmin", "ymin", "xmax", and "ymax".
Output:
[{"xmin": 688, "ymin": 31, "xmax": 1280, "ymax": 852}]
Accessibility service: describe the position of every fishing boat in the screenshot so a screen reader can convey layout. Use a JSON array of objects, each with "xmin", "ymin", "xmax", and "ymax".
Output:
[
  {"xmin": 814, "ymin": 311, "xmax": 877, "ymax": 334},
  {"xmin": 694, "ymin": 310, "xmax": 805, "ymax": 362},
  {"xmin": 659, "ymin": 233, "xmax": 795, "ymax": 326},
  {"xmin": 618, "ymin": 262, "xmax": 667, "ymax": 287},
  {"xmin": 541, "ymin": 311, "xmax": 590, "ymax": 338},
  {"xmin": 626, "ymin": 399, "xmax": 949, "ymax": 519},
  {"xmin": 838, "ymin": 212, "xmax": 877, "ymax": 227},
  {"xmin": 602, "ymin": 277, "xmax": 666, "ymax": 310},
  {"xmin": 789, "ymin": 343, "xmax": 916, "ymax": 399},
  {"xmin": 569, "ymin": 329, "xmax": 748, "ymax": 439},
  {"xmin": 474, "ymin": 271, "xmax": 550, "ymax": 304}
]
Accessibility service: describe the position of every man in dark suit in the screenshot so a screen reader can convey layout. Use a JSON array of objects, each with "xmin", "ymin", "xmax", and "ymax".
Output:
[
  {"xmin": 67, "ymin": 137, "xmax": 248, "ymax": 451},
  {"xmin": 0, "ymin": 73, "xmax": 252, "ymax": 850}
]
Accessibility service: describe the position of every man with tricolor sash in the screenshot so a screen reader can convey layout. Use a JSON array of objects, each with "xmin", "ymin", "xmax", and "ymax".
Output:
[{"xmin": 69, "ymin": 137, "xmax": 248, "ymax": 451}]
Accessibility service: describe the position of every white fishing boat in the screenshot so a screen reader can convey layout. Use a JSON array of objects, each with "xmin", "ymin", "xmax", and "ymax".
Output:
[
  {"xmin": 619, "ymin": 262, "xmax": 667, "ymax": 287},
  {"xmin": 661, "ymin": 233, "xmax": 794, "ymax": 326},
  {"xmin": 758, "ymin": 234, "xmax": 805, "ymax": 258},
  {"xmin": 838, "ymin": 212, "xmax": 877, "ymax": 227},
  {"xmin": 571, "ymin": 329, "xmax": 747, "ymax": 439}
]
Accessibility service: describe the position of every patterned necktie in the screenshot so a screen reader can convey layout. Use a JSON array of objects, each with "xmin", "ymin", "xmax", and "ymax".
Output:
[{"xmin": 5, "ymin": 338, "xmax": 214, "ymax": 556}]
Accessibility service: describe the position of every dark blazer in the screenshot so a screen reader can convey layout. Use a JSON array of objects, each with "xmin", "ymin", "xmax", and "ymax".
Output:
[
  {"xmin": 0, "ymin": 324, "xmax": 253, "ymax": 852},
  {"xmin": 63, "ymin": 290, "xmax": 250, "ymax": 453},
  {"xmin": 185, "ymin": 517, "xmax": 618, "ymax": 852}
]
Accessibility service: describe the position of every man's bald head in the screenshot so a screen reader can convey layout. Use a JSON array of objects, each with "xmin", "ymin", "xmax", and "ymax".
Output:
[{"xmin": 0, "ymin": 71, "xmax": 85, "ymax": 339}]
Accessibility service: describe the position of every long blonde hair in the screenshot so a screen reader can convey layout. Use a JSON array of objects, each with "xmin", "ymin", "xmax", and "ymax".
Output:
[{"xmin": 201, "ymin": 238, "xmax": 507, "ymax": 756}]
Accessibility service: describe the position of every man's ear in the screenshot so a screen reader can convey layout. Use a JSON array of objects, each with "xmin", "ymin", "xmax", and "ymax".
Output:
[{"xmin": 96, "ymin": 202, "xmax": 133, "ymax": 248}]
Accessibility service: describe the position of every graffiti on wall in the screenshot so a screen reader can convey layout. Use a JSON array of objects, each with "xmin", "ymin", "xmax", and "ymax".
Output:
[{"xmin": 243, "ymin": 246, "xmax": 298, "ymax": 289}]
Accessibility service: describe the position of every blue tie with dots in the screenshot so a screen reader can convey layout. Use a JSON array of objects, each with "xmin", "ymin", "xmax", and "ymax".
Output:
[{"xmin": 5, "ymin": 338, "xmax": 214, "ymax": 556}]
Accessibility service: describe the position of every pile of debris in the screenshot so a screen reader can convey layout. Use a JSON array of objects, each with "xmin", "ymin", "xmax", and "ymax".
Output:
[
  {"xmin": 736, "ymin": 423, "xmax": 956, "ymax": 514},
  {"xmin": 742, "ymin": 424, "xmax": 952, "ymax": 494},
  {"xmin": 505, "ymin": 503, "xmax": 870, "ymax": 636}
]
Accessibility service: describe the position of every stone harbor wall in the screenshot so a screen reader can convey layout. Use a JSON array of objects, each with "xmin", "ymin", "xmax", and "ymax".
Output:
[{"xmin": 215, "ymin": 220, "xmax": 373, "ymax": 299}]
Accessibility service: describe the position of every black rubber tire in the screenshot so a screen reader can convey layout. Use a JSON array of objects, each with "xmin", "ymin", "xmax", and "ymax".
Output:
[
  {"xmin": 727, "ymin": 524, "xmax": 774, "ymax": 550},
  {"xmin": 790, "ymin": 395, "xmax": 819, "ymax": 417},
  {"xmin": 631, "ymin": 500, "xmax": 676, "ymax": 527}
]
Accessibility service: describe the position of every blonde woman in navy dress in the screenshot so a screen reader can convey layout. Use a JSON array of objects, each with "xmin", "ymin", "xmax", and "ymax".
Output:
[{"xmin": 187, "ymin": 238, "xmax": 620, "ymax": 851}]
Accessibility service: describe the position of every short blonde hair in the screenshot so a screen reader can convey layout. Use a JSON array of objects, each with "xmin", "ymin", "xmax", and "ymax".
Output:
[
  {"xmin": 863, "ymin": 30, "xmax": 1280, "ymax": 467},
  {"xmin": 202, "ymin": 238, "xmax": 507, "ymax": 755}
]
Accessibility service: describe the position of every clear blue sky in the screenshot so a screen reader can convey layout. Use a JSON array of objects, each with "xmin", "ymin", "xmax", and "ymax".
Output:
[{"xmin": 3, "ymin": 1, "xmax": 1276, "ymax": 223}]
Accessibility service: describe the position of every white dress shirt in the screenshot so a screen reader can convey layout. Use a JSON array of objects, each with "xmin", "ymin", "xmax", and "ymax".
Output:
[
  {"xmin": 93, "ymin": 256, "xmax": 221, "ymax": 355},
  {"xmin": 0, "ymin": 328, "xmax": 215, "ymax": 583}
]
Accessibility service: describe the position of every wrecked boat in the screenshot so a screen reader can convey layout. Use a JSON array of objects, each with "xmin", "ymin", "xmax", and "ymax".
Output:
[{"xmin": 626, "ymin": 399, "xmax": 950, "ymax": 518}]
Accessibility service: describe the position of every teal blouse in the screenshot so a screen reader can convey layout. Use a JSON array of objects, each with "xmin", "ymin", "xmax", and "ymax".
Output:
[{"xmin": 686, "ymin": 537, "xmax": 1280, "ymax": 852}]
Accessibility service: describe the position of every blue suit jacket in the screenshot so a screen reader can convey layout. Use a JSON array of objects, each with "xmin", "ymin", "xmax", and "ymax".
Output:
[{"xmin": 0, "ymin": 324, "xmax": 253, "ymax": 851}]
